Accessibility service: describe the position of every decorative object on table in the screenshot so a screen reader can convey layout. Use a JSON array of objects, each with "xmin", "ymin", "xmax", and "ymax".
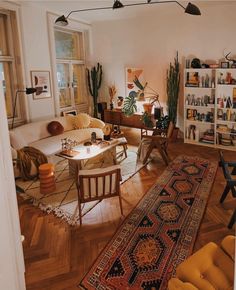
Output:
[
  {"xmin": 167, "ymin": 52, "xmax": 180, "ymax": 141},
  {"xmin": 80, "ymin": 155, "xmax": 217, "ymax": 290},
  {"xmin": 108, "ymin": 84, "xmax": 117, "ymax": 109},
  {"xmin": 224, "ymin": 51, "xmax": 236, "ymax": 68},
  {"xmin": 87, "ymin": 63, "xmax": 103, "ymax": 118},
  {"xmin": 11, "ymin": 87, "xmax": 45, "ymax": 129},
  {"xmin": 103, "ymin": 124, "xmax": 111, "ymax": 140},
  {"xmin": 16, "ymin": 146, "xmax": 146, "ymax": 225},
  {"xmin": 191, "ymin": 58, "xmax": 201, "ymax": 68},
  {"xmin": 30, "ymin": 70, "xmax": 51, "ymax": 99},
  {"xmin": 91, "ymin": 132, "xmax": 97, "ymax": 143},
  {"xmin": 117, "ymin": 96, "xmax": 124, "ymax": 107}
]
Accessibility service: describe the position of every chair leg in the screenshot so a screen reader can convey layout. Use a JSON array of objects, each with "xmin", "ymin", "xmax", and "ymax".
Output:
[
  {"xmin": 142, "ymin": 143, "xmax": 155, "ymax": 164},
  {"xmin": 118, "ymin": 194, "xmax": 123, "ymax": 215},
  {"xmin": 78, "ymin": 200, "xmax": 82, "ymax": 226},
  {"xmin": 158, "ymin": 147, "xmax": 169, "ymax": 166},
  {"xmin": 123, "ymin": 144, "xmax": 128, "ymax": 158},
  {"xmin": 228, "ymin": 209, "xmax": 236, "ymax": 229},
  {"xmin": 220, "ymin": 185, "xmax": 230, "ymax": 203}
]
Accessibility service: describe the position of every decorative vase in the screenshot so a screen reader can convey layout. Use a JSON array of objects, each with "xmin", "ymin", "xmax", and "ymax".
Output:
[
  {"xmin": 143, "ymin": 103, "xmax": 153, "ymax": 114},
  {"xmin": 110, "ymin": 102, "xmax": 114, "ymax": 110}
]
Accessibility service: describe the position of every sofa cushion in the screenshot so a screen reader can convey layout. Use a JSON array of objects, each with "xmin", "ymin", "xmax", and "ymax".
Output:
[
  {"xmin": 9, "ymin": 130, "xmax": 28, "ymax": 149},
  {"xmin": 89, "ymin": 118, "xmax": 105, "ymax": 129},
  {"xmin": 73, "ymin": 113, "xmax": 91, "ymax": 129},
  {"xmin": 47, "ymin": 121, "xmax": 64, "ymax": 136}
]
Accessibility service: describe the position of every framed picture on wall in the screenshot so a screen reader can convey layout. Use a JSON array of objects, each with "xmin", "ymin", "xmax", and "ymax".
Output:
[
  {"xmin": 125, "ymin": 67, "xmax": 144, "ymax": 97},
  {"xmin": 31, "ymin": 70, "xmax": 52, "ymax": 99},
  {"xmin": 62, "ymin": 109, "xmax": 77, "ymax": 116}
]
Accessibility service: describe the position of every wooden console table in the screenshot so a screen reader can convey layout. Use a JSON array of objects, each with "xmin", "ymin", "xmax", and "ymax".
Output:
[{"xmin": 104, "ymin": 109, "xmax": 153, "ymax": 129}]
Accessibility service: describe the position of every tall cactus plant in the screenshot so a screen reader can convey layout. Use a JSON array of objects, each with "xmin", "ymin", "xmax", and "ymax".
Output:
[
  {"xmin": 167, "ymin": 52, "xmax": 180, "ymax": 124},
  {"xmin": 87, "ymin": 63, "xmax": 102, "ymax": 118}
]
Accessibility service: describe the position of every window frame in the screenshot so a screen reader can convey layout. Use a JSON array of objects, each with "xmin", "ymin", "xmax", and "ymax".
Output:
[
  {"xmin": 0, "ymin": 9, "xmax": 24, "ymax": 126},
  {"xmin": 54, "ymin": 27, "xmax": 87, "ymax": 112}
]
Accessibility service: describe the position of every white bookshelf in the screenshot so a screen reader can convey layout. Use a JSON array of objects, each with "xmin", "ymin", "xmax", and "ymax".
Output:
[{"xmin": 184, "ymin": 67, "xmax": 236, "ymax": 151}]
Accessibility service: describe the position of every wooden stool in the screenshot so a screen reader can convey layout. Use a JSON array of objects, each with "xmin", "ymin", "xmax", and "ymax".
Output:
[
  {"xmin": 39, "ymin": 163, "xmax": 56, "ymax": 195},
  {"xmin": 117, "ymin": 137, "xmax": 128, "ymax": 158}
]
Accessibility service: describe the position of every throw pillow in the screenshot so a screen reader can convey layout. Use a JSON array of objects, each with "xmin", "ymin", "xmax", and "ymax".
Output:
[
  {"xmin": 47, "ymin": 121, "xmax": 64, "ymax": 136},
  {"xmin": 73, "ymin": 113, "xmax": 91, "ymax": 129},
  {"xmin": 89, "ymin": 118, "xmax": 105, "ymax": 129}
]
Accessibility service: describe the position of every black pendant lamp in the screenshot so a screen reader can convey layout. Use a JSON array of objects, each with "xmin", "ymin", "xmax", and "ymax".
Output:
[
  {"xmin": 113, "ymin": 0, "xmax": 124, "ymax": 9},
  {"xmin": 184, "ymin": 2, "xmax": 201, "ymax": 15}
]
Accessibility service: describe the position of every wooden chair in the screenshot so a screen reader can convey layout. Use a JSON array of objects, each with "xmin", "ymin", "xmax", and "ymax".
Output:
[
  {"xmin": 139, "ymin": 122, "xmax": 174, "ymax": 165},
  {"xmin": 218, "ymin": 150, "xmax": 236, "ymax": 229},
  {"xmin": 76, "ymin": 165, "xmax": 123, "ymax": 225}
]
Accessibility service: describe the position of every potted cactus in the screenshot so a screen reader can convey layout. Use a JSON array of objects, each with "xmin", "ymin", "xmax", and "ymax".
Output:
[
  {"xmin": 87, "ymin": 63, "xmax": 102, "ymax": 118},
  {"xmin": 167, "ymin": 52, "xmax": 180, "ymax": 140}
]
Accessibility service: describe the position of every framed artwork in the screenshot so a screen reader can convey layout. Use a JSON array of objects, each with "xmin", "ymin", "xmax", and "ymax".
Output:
[
  {"xmin": 125, "ymin": 67, "xmax": 144, "ymax": 97},
  {"xmin": 221, "ymin": 62, "xmax": 229, "ymax": 69},
  {"xmin": 31, "ymin": 70, "xmax": 52, "ymax": 99},
  {"xmin": 62, "ymin": 109, "xmax": 77, "ymax": 116}
]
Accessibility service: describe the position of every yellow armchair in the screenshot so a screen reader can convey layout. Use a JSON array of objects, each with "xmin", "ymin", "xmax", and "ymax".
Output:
[{"xmin": 168, "ymin": 236, "xmax": 235, "ymax": 290}]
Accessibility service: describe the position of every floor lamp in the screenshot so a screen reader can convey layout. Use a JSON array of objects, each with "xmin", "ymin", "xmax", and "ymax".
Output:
[{"xmin": 11, "ymin": 88, "xmax": 37, "ymax": 129}]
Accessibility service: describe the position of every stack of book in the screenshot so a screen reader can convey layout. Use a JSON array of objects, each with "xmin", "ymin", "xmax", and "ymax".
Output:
[{"xmin": 200, "ymin": 129, "xmax": 215, "ymax": 144}]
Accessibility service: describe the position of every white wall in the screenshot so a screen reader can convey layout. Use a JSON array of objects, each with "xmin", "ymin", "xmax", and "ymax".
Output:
[
  {"xmin": 20, "ymin": 2, "xmax": 56, "ymax": 121},
  {"xmin": 91, "ymin": 2, "xmax": 236, "ymax": 130}
]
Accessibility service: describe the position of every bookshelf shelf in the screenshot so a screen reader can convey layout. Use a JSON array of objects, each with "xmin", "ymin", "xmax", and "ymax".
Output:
[{"xmin": 184, "ymin": 66, "xmax": 236, "ymax": 151}]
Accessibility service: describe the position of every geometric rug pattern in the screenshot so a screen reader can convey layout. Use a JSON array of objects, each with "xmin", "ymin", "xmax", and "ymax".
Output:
[
  {"xmin": 16, "ymin": 148, "xmax": 145, "ymax": 225},
  {"xmin": 79, "ymin": 155, "xmax": 218, "ymax": 289}
]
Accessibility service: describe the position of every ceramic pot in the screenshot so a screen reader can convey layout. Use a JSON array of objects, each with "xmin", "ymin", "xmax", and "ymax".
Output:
[{"xmin": 143, "ymin": 103, "xmax": 153, "ymax": 114}]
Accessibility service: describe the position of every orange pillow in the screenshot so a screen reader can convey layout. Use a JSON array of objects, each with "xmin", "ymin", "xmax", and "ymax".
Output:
[{"xmin": 47, "ymin": 121, "xmax": 64, "ymax": 136}]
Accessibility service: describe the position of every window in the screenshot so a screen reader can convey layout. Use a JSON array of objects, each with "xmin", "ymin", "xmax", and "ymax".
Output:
[
  {"xmin": 54, "ymin": 29, "xmax": 86, "ymax": 110},
  {"xmin": 0, "ymin": 10, "xmax": 23, "ymax": 121}
]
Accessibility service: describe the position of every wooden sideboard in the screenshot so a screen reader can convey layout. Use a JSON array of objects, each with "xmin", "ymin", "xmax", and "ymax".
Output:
[{"xmin": 104, "ymin": 109, "xmax": 152, "ymax": 129}]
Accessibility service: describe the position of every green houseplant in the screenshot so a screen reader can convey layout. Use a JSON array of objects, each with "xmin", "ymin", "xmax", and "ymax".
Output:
[
  {"xmin": 167, "ymin": 52, "xmax": 180, "ymax": 139},
  {"xmin": 122, "ymin": 76, "xmax": 160, "ymax": 124},
  {"xmin": 87, "ymin": 63, "xmax": 102, "ymax": 118}
]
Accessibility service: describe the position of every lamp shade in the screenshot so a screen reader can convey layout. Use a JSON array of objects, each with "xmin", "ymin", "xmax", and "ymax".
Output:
[
  {"xmin": 113, "ymin": 0, "xmax": 124, "ymax": 9},
  {"xmin": 185, "ymin": 2, "xmax": 201, "ymax": 15},
  {"xmin": 55, "ymin": 15, "xmax": 68, "ymax": 26}
]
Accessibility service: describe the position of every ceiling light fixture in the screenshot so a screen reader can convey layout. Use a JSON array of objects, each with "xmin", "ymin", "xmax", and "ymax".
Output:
[{"xmin": 55, "ymin": 1, "xmax": 201, "ymax": 26}]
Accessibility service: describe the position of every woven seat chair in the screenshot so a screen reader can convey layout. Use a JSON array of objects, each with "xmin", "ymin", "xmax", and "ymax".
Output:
[
  {"xmin": 76, "ymin": 165, "xmax": 123, "ymax": 225},
  {"xmin": 138, "ymin": 122, "xmax": 174, "ymax": 165}
]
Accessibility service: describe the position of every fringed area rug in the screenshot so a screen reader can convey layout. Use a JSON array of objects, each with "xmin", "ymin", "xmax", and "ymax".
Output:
[
  {"xmin": 16, "ymin": 147, "xmax": 144, "ymax": 225},
  {"xmin": 79, "ymin": 155, "xmax": 217, "ymax": 290}
]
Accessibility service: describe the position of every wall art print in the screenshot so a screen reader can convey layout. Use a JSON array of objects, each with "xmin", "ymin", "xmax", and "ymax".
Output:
[{"xmin": 125, "ymin": 67, "xmax": 144, "ymax": 97}]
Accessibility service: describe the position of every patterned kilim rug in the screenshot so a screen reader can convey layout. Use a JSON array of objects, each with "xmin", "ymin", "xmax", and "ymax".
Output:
[
  {"xmin": 16, "ymin": 147, "xmax": 144, "ymax": 225},
  {"xmin": 79, "ymin": 155, "xmax": 218, "ymax": 290}
]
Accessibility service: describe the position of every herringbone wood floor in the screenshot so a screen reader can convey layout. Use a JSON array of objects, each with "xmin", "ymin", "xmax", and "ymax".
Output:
[{"xmin": 18, "ymin": 128, "xmax": 236, "ymax": 290}]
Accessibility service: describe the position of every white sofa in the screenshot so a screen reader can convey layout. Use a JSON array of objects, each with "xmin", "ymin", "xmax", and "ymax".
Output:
[{"xmin": 10, "ymin": 115, "xmax": 105, "ymax": 159}]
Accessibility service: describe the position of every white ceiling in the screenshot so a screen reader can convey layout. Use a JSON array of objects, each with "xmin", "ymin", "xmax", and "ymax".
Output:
[{"xmin": 19, "ymin": 1, "xmax": 235, "ymax": 23}]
